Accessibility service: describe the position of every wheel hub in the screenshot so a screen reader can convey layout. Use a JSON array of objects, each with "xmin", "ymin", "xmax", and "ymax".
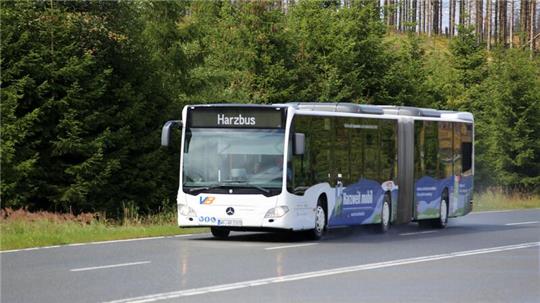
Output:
[
  {"xmin": 315, "ymin": 206, "xmax": 325, "ymax": 233},
  {"xmin": 382, "ymin": 201, "xmax": 390, "ymax": 226}
]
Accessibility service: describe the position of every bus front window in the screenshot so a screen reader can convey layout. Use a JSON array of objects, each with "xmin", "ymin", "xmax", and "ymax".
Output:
[{"xmin": 182, "ymin": 128, "xmax": 285, "ymax": 193}]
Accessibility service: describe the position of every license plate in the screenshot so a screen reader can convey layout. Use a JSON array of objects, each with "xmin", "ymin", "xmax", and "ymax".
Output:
[{"xmin": 217, "ymin": 219, "xmax": 242, "ymax": 226}]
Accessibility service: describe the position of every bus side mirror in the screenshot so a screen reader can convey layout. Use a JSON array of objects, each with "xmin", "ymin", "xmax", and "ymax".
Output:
[
  {"xmin": 161, "ymin": 120, "xmax": 182, "ymax": 147},
  {"xmin": 294, "ymin": 133, "xmax": 305, "ymax": 155}
]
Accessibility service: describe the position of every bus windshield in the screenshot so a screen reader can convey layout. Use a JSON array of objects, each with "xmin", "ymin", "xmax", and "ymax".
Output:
[{"xmin": 182, "ymin": 128, "xmax": 285, "ymax": 192}]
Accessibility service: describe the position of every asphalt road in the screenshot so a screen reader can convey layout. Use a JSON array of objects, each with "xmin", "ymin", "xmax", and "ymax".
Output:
[{"xmin": 2, "ymin": 209, "xmax": 539, "ymax": 303}]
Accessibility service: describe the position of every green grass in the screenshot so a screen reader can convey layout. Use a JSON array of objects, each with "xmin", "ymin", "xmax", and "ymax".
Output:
[
  {"xmin": 473, "ymin": 190, "xmax": 540, "ymax": 212},
  {"xmin": 0, "ymin": 209, "xmax": 208, "ymax": 251}
]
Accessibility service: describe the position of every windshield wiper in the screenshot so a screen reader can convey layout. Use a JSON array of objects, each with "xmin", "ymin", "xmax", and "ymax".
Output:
[
  {"xmin": 186, "ymin": 184, "xmax": 225, "ymax": 193},
  {"xmin": 220, "ymin": 180, "xmax": 271, "ymax": 194},
  {"xmin": 186, "ymin": 182, "xmax": 270, "ymax": 194}
]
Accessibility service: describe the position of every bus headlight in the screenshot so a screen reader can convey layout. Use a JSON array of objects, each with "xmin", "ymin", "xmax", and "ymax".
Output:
[
  {"xmin": 265, "ymin": 206, "xmax": 289, "ymax": 218},
  {"xmin": 179, "ymin": 204, "xmax": 197, "ymax": 217}
]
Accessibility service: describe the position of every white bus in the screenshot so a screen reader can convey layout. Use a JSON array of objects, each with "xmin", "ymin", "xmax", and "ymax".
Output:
[{"xmin": 161, "ymin": 103, "xmax": 474, "ymax": 239}]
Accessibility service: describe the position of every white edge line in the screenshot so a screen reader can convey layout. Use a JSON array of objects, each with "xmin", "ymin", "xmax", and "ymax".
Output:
[
  {"xmin": 0, "ymin": 233, "xmax": 205, "ymax": 254},
  {"xmin": 505, "ymin": 221, "xmax": 540, "ymax": 226},
  {"xmin": 399, "ymin": 230, "xmax": 438, "ymax": 236},
  {"xmin": 70, "ymin": 261, "xmax": 151, "ymax": 272},
  {"xmin": 103, "ymin": 242, "xmax": 540, "ymax": 303},
  {"xmin": 470, "ymin": 208, "xmax": 540, "ymax": 214},
  {"xmin": 265, "ymin": 243, "xmax": 319, "ymax": 250}
]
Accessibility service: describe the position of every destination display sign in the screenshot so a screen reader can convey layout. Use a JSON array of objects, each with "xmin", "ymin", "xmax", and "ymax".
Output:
[{"xmin": 188, "ymin": 107, "xmax": 285, "ymax": 129}]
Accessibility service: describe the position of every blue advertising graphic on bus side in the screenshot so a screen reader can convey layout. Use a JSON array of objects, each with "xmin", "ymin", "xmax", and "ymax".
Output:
[
  {"xmin": 329, "ymin": 179, "xmax": 396, "ymax": 226},
  {"xmin": 450, "ymin": 174, "xmax": 473, "ymax": 216},
  {"xmin": 415, "ymin": 175, "xmax": 473, "ymax": 218},
  {"xmin": 415, "ymin": 176, "xmax": 452, "ymax": 219}
]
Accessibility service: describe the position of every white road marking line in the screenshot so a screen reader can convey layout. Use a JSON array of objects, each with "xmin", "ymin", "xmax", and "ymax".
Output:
[
  {"xmin": 103, "ymin": 242, "xmax": 540, "ymax": 303},
  {"xmin": 470, "ymin": 208, "xmax": 540, "ymax": 214},
  {"xmin": 265, "ymin": 243, "xmax": 319, "ymax": 250},
  {"xmin": 505, "ymin": 221, "xmax": 539, "ymax": 226},
  {"xmin": 399, "ymin": 230, "xmax": 438, "ymax": 236},
  {"xmin": 0, "ymin": 233, "xmax": 204, "ymax": 254},
  {"xmin": 70, "ymin": 261, "xmax": 151, "ymax": 272}
]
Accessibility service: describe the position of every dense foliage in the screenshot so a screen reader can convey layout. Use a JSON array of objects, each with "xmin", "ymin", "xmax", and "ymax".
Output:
[{"xmin": 1, "ymin": 1, "xmax": 539, "ymax": 215}]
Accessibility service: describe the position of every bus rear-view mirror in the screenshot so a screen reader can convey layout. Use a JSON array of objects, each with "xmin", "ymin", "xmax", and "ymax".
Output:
[{"xmin": 161, "ymin": 120, "xmax": 182, "ymax": 147}]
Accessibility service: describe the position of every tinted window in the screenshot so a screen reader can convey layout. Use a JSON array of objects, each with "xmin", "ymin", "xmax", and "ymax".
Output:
[
  {"xmin": 380, "ymin": 120, "xmax": 397, "ymax": 180},
  {"xmin": 291, "ymin": 115, "xmax": 331, "ymax": 194},
  {"xmin": 438, "ymin": 122, "xmax": 453, "ymax": 178},
  {"xmin": 453, "ymin": 122, "xmax": 462, "ymax": 176},
  {"xmin": 460, "ymin": 123, "xmax": 473, "ymax": 175},
  {"xmin": 290, "ymin": 115, "xmax": 397, "ymax": 195}
]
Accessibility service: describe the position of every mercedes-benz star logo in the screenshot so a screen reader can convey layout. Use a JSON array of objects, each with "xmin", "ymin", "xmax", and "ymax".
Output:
[{"xmin": 225, "ymin": 207, "xmax": 235, "ymax": 216}]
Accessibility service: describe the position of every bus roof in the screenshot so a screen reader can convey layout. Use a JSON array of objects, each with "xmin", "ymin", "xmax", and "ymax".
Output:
[{"xmin": 186, "ymin": 103, "xmax": 474, "ymax": 122}]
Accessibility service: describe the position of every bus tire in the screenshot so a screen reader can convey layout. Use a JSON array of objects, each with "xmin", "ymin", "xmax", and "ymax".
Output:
[
  {"xmin": 433, "ymin": 193, "xmax": 449, "ymax": 229},
  {"xmin": 377, "ymin": 194, "xmax": 391, "ymax": 233},
  {"xmin": 211, "ymin": 227, "xmax": 230, "ymax": 239},
  {"xmin": 306, "ymin": 199, "xmax": 326, "ymax": 240}
]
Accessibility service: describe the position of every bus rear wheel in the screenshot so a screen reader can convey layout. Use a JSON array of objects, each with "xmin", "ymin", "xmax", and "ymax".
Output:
[
  {"xmin": 377, "ymin": 195, "xmax": 391, "ymax": 233},
  {"xmin": 306, "ymin": 200, "xmax": 326, "ymax": 240},
  {"xmin": 211, "ymin": 227, "xmax": 230, "ymax": 239},
  {"xmin": 433, "ymin": 196, "xmax": 449, "ymax": 229}
]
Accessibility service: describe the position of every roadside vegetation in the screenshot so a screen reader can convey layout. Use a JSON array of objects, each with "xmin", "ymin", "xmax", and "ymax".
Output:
[
  {"xmin": 0, "ymin": 208, "xmax": 207, "ymax": 251},
  {"xmin": 473, "ymin": 190, "xmax": 540, "ymax": 212}
]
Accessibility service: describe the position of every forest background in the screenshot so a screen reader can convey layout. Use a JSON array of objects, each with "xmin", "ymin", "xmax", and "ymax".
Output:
[{"xmin": 2, "ymin": 0, "xmax": 539, "ymax": 221}]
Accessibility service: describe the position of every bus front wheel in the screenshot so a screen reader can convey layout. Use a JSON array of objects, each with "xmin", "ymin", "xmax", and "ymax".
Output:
[
  {"xmin": 306, "ymin": 200, "xmax": 326, "ymax": 240},
  {"xmin": 211, "ymin": 227, "xmax": 230, "ymax": 239}
]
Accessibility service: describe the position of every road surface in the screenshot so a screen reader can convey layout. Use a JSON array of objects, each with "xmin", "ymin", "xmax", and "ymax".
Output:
[{"xmin": 2, "ymin": 209, "xmax": 539, "ymax": 303}]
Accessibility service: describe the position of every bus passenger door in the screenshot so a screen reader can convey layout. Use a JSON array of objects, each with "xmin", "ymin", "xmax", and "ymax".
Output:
[
  {"xmin": 460, "ymin": 123, "xmax": 474, "ymax": 215},
  {"xmin": 452, "ymin": 123, "xmax": 474, "ymax": 217}
]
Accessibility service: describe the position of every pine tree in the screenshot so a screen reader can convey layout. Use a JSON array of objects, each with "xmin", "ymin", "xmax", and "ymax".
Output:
[
  {"xmin": 482, "ymin": 50, "xmax": 540, "ymax": 191},
  {"xmin": 1, "ymin": 1, "xmax": 185, "ymax": 214}
]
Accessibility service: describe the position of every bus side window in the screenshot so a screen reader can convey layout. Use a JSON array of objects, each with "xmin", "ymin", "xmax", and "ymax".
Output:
[
  {"xmin": 380, "ymin": 120, "xmax": 397, "ymax": 181},
  {"xmin": 461, "ymin": 123, "xmax": 473, "ymax": 175},
  {"xmin": 453, "ymin": 122, "xmax": 462, "ymax": 176},
  {"xmin": 438, "ymin": 122, "xmax": 453, "ymax": 179},
  {"xmin": 290, "ymin": 116, "xmax": 314, "ymax": 195}
]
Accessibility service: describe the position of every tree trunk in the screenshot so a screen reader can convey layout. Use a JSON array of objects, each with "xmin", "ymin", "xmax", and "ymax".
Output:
[
  {"xmin": 413, "ymin": 0, "xmax": 417, "ymax": 33},
  {"xmin": 395, "ymin": 0, "xmax": 399, "ymax": 30},
  {"xmin": 432, "ymin": 0, "xmax": 438, "ymax": 34},
  {"xmin": 427, "ymin": 0, "xmax": 432, "ymax": 36},
  {"xmin": 459, "ymin": 0, "xmax": 465, "ymax": 27},
  {"xmin": 531, "ymin": 0, "xmax": 536, "ymax": 57},
  {"xmin": 453, "ymin": 0, "xmax": 458, "ymax": 36},
  {"xmin": 509, "ymin": 0, "xmax": 514, "ymax": 47},
  {"xmin": 476, "ymin": 0, "xmax": 484, "ymax": 41},
  {"xmin": 423, "ymin": 0, "xmax": 427, "ymax": 33},
  {"xmin": 419, "ymin": 0, "xmax": 423, "ymax": 33},
  {"xmin": 503, "ymin": 0, "xmax": 509, "ymax": 45},
  {"xmin": 439, "ymin": 0, "xmax": 443, "ymax": 34},
  {"xmin": 406, "ymin": 0, "xmax": 410, "ymax": 31},
  {"xmin": 487, "ymin": 0, "xmax": 492, "ymax": 50},
  {"xmin": 494, "ymin": 0, "xmax": 499, "ymax": 42},
  {"xmin": 520, "ymin": 0, "xmax": 527, "ymax": 46},
  {"xmin": 467, "ymin": 0, "xmax": 472, "ymax": 26}
]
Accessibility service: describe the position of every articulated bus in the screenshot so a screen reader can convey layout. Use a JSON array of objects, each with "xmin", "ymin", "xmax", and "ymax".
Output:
[{"xmin": 161, "ymin": 103, "xmax": 474, "ymax": 239}]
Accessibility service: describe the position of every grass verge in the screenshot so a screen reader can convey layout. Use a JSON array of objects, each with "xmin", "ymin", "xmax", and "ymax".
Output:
[
  {"xmin": 473, "ymin": 190, "xmax": 540, "ymax": 212},
  {"xmin": 0, "ymin": 209, "xmax": 207, "ymax": 251}
]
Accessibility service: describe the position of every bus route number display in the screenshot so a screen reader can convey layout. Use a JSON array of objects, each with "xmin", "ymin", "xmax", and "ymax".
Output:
[{"xmin": 188, "ymin": 107, "xmax": 285, "ymax": 129}]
